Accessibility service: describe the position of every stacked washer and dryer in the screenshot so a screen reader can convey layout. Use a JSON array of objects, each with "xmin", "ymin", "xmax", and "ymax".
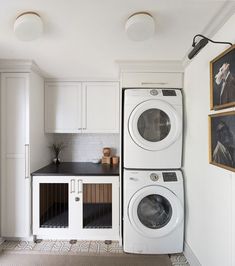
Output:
[{"xmin": 122, "ymin": 88, "xmax": 184, "ymax": 254}]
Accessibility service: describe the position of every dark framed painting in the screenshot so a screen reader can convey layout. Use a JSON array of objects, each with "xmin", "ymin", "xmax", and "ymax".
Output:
[
  {"xmin": 209, "ymin": 111, "xmax": 235, "ymax": 172},
  {"xmin": 210, "ymin": 45, "xmax": 235, "ymax": 110}
]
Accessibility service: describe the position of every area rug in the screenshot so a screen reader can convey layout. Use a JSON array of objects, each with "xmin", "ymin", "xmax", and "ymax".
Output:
[{"xmin": 0, "ymin": 252, "xmax": 172, "ymax": 266}]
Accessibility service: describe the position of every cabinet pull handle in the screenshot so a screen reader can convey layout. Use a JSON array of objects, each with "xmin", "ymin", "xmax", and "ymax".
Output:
[
  {"xmin": 78, "ymin": 179, "xmax": 83, "ymax": 194},
  {"xmin": 25, "ymin": 144, "xmax": 30, "ymax": 179},
  {"xmin": 141, "ymin": 82, "xmax": 168, "ymax": 85},
  {"xmin": 83, "ymin": 87, "xmax": 87, "ymax": 130},
  {"xmin": 70, "ymin": 179, "xmax": 75, "ymax": 193}
]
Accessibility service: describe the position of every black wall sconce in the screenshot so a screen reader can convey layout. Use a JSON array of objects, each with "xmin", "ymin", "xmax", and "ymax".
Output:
[{"xmin": 188, "ymin": 34, "xmax": 233, "ymax": 60}]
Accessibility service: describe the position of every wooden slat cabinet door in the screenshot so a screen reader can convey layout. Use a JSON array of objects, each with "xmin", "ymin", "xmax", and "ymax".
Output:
[
  {"xmin": 33, "ymin": 176, "xmax": 77, "ymax": 239},
  {"xmin": 77, "ymin": 176, "xmax": 120, "ymax": 240}
]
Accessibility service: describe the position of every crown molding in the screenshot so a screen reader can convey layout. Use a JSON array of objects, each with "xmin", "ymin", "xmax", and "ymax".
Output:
[
  {"xmin": 116, "ymin": 60, "xmax": 184, "ymax": 73},
  {"xmin": 182, "ymin": 1, "xmax": 235, "ymax": 69},
  {"xmin": 0, "ymin": 59, "xmax": 43, "ymax": 76},
  {"xmin": 200, "ymin": 1, "xmax": 235, "ymax": 41}
]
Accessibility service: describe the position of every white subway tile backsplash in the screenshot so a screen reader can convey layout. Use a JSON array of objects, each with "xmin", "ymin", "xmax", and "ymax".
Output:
[{"xmin": 52, "ymin": 134, "xmax": 120, "ymax": 162}]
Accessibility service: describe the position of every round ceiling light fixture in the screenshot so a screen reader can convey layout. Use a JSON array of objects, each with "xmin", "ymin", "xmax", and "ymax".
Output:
[
  {"xmin": 125, "ymin": 12, "xmax": 155, "ymax": 41},
  {"xmin": 14, "ymin": 12, "xmax": 43, "ymax": 41}
]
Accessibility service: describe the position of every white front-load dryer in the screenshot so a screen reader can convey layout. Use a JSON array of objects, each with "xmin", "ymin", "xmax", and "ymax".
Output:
[
  {"xmin": 123, "ymin": 88, "xmax": 183, "ymax": 169},
  {"xmin": 123, "ymin": 169, "xmax": 184, "ymax": 254}
]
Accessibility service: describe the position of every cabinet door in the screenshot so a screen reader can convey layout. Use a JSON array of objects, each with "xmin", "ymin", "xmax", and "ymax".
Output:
[
  {"xmin": 45, "ymin": 82, "xmax": 82, "ymax": 133},
  {"xmin": 1, "ymin": 73, "xmax": 30, "ymax": 238},
  {"xmin": 121, "ymin": 72, "xmax": 183, "ymax": 88},
  {"xmin": 82, "ymin": 82, "xmax": 120, "ymax": 133},
  {"xmin": 32, "ymin": 176, "xmax": 119, "ymax": 240},
  {"xmin": 33, "ymin": 176, "xmax": 77, "ymax": 239},
  {"xmin": 77, "ymin": 176, "xmax": 119, "ymax": 240}
]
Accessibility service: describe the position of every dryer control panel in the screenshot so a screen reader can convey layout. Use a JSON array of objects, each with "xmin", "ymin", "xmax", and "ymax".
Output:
[
  {"xmin": 150, "ymin": 173, "xmax": 159, "ymax": 181},
  {"xmin": 162, "ymin": 90, "xmax": 177, "ymax": 96},
  {"xmin": 163, "ymin": 172, "xmax": 178, "ymax": 182},
  {"xmin": 150, "ymin": 89, "xmax": 158, "ymax": 96}
]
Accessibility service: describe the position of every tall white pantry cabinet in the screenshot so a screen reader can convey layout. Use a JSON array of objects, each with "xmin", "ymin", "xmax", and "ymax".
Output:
[{"xmin": 0, "ymin": 61, "xmax": 51, "ymax": 239}]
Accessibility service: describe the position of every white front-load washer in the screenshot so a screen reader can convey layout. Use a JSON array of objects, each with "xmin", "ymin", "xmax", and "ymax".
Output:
[
  {"xmin": 123, "ymin": 88, "xmax": 183, "ymax": 169},
  {"xmin": 123, "ymin": 169, "xmax": 184, "ymax": 254}
]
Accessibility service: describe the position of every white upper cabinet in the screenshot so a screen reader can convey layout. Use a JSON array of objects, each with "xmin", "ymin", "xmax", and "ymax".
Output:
[
  {"xmin": 45, "ymin": 82, "xmax": 82, "ymax": 133},
  {"xmin": 45, "ymin": 81, "xmax": 120, "ymax": 133},
  {"xmin": 82, "ymin": 82, "xmax": 119, "ymax": 133},
  {"xmin": 121, "ymin": 72, "xmax": 183, "ymax": 88}
]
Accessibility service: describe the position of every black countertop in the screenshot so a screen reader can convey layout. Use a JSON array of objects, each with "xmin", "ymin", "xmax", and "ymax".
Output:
[{"xmin": 31, "ymin": 162, "xmax": 119, "ymax": 176}]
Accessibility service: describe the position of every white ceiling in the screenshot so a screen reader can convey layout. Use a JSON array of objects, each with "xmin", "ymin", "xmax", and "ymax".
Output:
[{"xmin": 0, "ymin": 0, "xmax": 233, "ymax": 79}]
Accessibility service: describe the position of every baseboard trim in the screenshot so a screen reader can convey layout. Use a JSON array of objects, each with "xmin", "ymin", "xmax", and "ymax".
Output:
[{"xmin": 184, "ymin": 241, "xmax": 201, "ymax": 266}]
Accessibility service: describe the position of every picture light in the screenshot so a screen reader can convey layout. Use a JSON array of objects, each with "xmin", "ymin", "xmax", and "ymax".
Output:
[{"xmin": 188, "ymin": 34, "xmax": 233, "ymax": 60}]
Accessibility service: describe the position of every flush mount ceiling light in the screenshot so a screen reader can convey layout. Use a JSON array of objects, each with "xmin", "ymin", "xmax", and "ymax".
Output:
[
  {"xmin": 14, "ymin": 12, "xmax": 43, "ymax": 41},
  {"xmin": 125, "ymin": 12, "xmax": 155, "ymax": 41}
]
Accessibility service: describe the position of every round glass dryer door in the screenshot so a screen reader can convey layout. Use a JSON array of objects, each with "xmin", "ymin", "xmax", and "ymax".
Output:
[
  {"xmin": 128, "ymin": 100, "xmax": 181, "ymax": 151},
  {"xmin": 128, "ymin": 186, "xmax": 183, "ymax": 238}
]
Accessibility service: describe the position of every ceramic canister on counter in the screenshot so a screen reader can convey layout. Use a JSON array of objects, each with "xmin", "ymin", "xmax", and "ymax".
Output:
[
  {"xmin": 111, "ymin": 156, "xmax": 119, "ymax": 165},
  {"xmin": 102, "ymin": 147, "xmax": 111, "ymax": 164},
  {"xmin": 103, "ymin": 147, "xmax": 111, "ymax": 157}
]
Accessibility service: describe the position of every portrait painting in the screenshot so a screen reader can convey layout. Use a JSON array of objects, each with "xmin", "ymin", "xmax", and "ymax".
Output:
[
  {"xmin": 209, "ymin": 111, "xmax": 235, "ymax": 172},
  {"xmin": 210, "ymin": 45, "xmax": 235, "ymax": 110}
]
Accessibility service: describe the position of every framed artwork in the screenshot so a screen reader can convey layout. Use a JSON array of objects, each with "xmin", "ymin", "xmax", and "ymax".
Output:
[
  {"xmin": 210, "ymin": 45, "xmax": 235, "ymax": 110},
  {"xmin": 209, "ymin": 111, "xmax": 235, "ymax": 172}
]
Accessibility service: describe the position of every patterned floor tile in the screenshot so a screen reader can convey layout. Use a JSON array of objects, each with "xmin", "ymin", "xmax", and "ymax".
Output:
[
  {"xmin": 170, "ymin": 253, "xmax": 190, "ymax": 265},
  {"xmin": 88, "ymin": 240, "xmax": 102, "ymax": 253},
  {"xmin": 0, "ymin": 241, "xmax": 18, "ymax": 250},
  {"xmin": 14, "ymin": 241, "xmax": 36, "ymax": 251},
  {"xmin": 0, "ymin": 240, "xmax": 190, "ymax": 265},
  {"xmin": 32, "ymin": 240, "xmax": 55, "ymax": 252},
  {"xmin": 51, "ymin": 240, "xmax": 72, "ymax": 253},
  {"xmin": 70, "ymin": 240, "xmax": 90, "ymax": 253},
  {"xmin": 105, "ymin": 241, "xmax": 123, "ymax": 254}
]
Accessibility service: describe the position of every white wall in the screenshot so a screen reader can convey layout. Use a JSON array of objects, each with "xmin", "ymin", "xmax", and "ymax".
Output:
[
  {"xmin": 29, "ymin": 72, "xmax": 52, "ymax": 172},
  {"xmin": 184, "ymin": 14, "xmax": 235, "ymax": 266}
]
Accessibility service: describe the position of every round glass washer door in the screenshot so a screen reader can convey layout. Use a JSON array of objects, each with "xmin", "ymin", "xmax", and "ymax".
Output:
[
  {"xmin": 128, "ymin": 99, "xmax": 182, "ymax": 151},
  {"xmin": 128, "ymin": 185, "xmax": 183, "ymax": 238}
]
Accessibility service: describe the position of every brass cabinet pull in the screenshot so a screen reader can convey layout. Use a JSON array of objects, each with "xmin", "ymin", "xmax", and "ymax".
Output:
[
  {"xmin": 141, "ymin": 82, "xmax": 168, "ymax": 85},
  {"xmin": 24, "ymin": 144, "xmax": 30, "ymax": 179},
  {"xmin": 70, "ymin": 179, "xmax": 75, "ymax": 193},
  {"xmin": 78, "ymin": 179, "xmax": 83, "ymax": 194}
]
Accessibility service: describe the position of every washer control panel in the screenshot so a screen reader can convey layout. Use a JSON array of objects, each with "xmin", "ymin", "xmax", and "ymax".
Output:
[{"xmin": 150, "ymin": 173, "xmax": 159, "ymax": 181}]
